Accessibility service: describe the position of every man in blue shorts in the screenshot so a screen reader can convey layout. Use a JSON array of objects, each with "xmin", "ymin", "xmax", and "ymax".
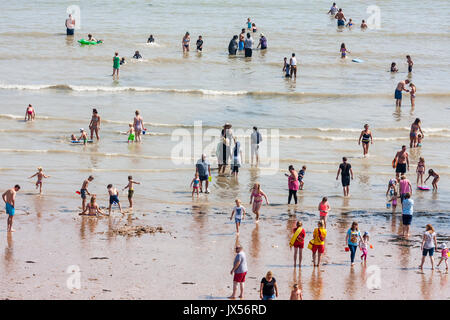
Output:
[
  {"xmin": 395, "ymin": 79, "xmax": 410, "ymax": 107},
  {"xmin": 2, "ymin": 185, "xmax": 20, "ymax": 232}
]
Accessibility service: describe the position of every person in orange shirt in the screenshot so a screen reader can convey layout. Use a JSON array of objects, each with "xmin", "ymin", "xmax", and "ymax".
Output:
[{"xmin": 311, "ymin": 221, "xmax": 327, "ymax": 267}]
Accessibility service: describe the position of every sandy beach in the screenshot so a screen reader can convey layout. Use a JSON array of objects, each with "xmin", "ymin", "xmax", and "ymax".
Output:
[{"xmin": 1, "ymin": 0, "xmax": 450, "ymax": 300}]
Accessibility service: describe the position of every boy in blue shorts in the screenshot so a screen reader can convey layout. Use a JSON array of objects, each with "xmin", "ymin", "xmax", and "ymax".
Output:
[
  {"xmin": 107, "ymin": 184, "xmax": 123, "ymax": 215},
  {"xmin": 298, "ymin": 165, "xmax": 307, "ymax": 190},
  {"xmin": 230, "ymin": 199, "xmax": 246, "ymax": 234}
]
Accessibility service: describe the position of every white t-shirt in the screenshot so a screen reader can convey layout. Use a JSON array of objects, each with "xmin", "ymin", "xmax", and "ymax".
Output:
[
  {"xmin": 66, "ymin": 18, "xmax": 75, "ymax": 29},
  {"xmin": 234, "ymin": 206, "xmax": 246, "ymax": 220},
  {"xmin": 290, "ymin": 57, "xmax": 297, "ymax": 66},
  {"xmin": 251, "ymin": 131, "xmax": 262, "ymax": 145},
  {"xmin": 423, "ymin": 231, "xmax": 436, "ymax": 249}
]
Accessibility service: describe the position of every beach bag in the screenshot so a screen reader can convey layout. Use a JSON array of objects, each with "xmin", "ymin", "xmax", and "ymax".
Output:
[{"xmin": 307, "ymin": 240, "xmax": 314, "ymax": 250}]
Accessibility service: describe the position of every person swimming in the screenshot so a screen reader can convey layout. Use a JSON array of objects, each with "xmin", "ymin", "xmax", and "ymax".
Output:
[
  {"xmin": 390, "ymin": 62, "xmax": 398, "ymax": 72},
  {"xmin": 133, "ymin": 51, "xmax": 142, "ymax": 59},
  {"xmin": 120, "ymin": 57, "xmax": 126, "ymax": 65},
  {"xmin": 147, "ymin": 34, "xmax": 154, "ymax": 43}
]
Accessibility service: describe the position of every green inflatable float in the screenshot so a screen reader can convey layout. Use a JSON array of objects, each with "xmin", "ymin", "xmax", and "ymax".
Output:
[{"xmin": 78, "ymin": 39, "xmax": 103, "ymax": 45}]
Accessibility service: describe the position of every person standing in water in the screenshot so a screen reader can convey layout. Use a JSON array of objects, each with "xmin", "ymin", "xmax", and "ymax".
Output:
[
  {"xmin": 195, "ymin": 154, "xmax": 211, "ymax": 193},
  {"xmin": 401, "ymin": 193, "xmax": 414, "ymax": 237},
  {"xmin": 424, "ymin": 169, "xmax": 440, "ymax": 191},
  {"xmin": 244, "ymin": 33, "xmax": 253, "ymax": 58},
  {"xmin": 358, "ymin": 124, "xmax": 373, "ymax": 156},
  {"xmin": 340, "ymin": 43, "xmax": 350, "ymax": 58},
  {"xmin": 393, "ymin": 145, "xmax": 409, "ymax": 179},
  {"xmin": 89, "ymin": 108, "xmax": 101, "ymax": 140},
  {"xmin": 318, "ymin": 197, "xmax": 330, "ymax": 228},
  {"xmin": 182, "ymin": 32, "xmax": 190, "ymax": 53},
  {"xmin": 24, "ymin": 104, "xmax": 35, "ymax": 121},
  {"xmin": 328, "ymin": 3, "xmax": 338, "ymax": 15},
  {"xmin": 335, "ymin": 8, "xmax": 346, "ymax": 27},
  {"xmin": 65, "ymin": 14, "xmax": 75, "ymax": 36},
  {"xmin": 133, "ymin": 110, "xmax": 145, "ymax": 143},
  {"xmin": 228, "ymin": 35, "xmax": 238, "ymax": 55},
  {"xmin": 147, "ymin": 34, "xmax": 155, "ymax": 43},
  {"xmin": 249, "ymin": 183, "xmax": 269, "ymax": 222},
  {"xmin": 419, "ymin": 224, "xmax": 437, "ymax": 270},
  {"xmin": 28, "ymin": 167, "xmax": 50, "ymax": 195},
  {"xmin": 113, "ymin": 52, "xmax": 120, "ymax": 80},
  {"xmin": 406, "ymin": 55, "xmax": 414, "ymax": 73},
  {"xmin": 285, "ymin": 165, "xmax": 299, "ymax": 204},
  {"xmin": 80, "ymin": 176, "xmax": 94, "ymax": 212},
  {"xmin": 289, "ymin": 53, "xmax": 297, "ymax": 78},
  {"xmin": 251, "ymin": 126, "xmax": 262, "ymax": 165},
  {"xmin": 196, "ymin": 35, "xmax": 203, "ymax": 52},
  {"xmin": 256, "ymin": 33, "xmax": 267, "ymax": 50},
  {"xmin": 239, "ymin": 29, "xmax": 245, "ymax": 51},
  {"xmin": 410, "ymin": 118, "xmax": 423, "ymax": 148},
  {"xmin": 395, "ymin": 79, "xmax": 410, "ymax": 107},
  {"xmin": 409, "ymin": 82, "xmax": 417, "ymax": 107},
  {"xmin": 336, "ymin": 157, "xmax": 353, "ymax": 197},
  {"xmin": 2, "ymin": 185, "xmax": 20, "ymax": 232},
  {"xmin": 123, "ymin": 175, "xmax": 140, "ymax": 209}
]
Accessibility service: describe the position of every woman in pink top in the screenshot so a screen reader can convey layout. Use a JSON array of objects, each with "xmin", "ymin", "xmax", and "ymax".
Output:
[
  {"xmin": 249, "ymin": 183, "xmax": 269, "ymax": 222},
  {"xmin": 399, "ymin": 175, "xmax": 412, "ymax": 205},
  {"xmin": 318, "ymin": 197, "xmax": 330, "ymax": 228},
  {"xmin": 285, "ymin": 165, "xmax": 299, "ymax": 204}
]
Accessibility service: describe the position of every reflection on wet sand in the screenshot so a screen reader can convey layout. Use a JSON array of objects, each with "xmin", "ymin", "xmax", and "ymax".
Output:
[
  {"xmin": 191, "ymin": 202, "xmax": 210, "ymax": 242},
  {"xmin": 345, "ymin": 266, "xmax": 357, "ymax": 299},
  {"xmin": 420, "ymin": 271, "xmax": 434, "ymax": 300},
  {"xmin": 250, "ymin": 223, "xmax": 260, "ymax": 260},
  {"xmin": 4, "ymin": 233, "xmax": 14, "ymax": 269},
  {"xmin": 308, "ymin": 267, "xmax": 323, "ymax": 300}
]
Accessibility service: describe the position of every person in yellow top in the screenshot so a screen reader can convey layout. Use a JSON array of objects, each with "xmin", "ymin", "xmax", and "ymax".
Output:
[{"xmin": 311, "ymin": 221, "xmax": 327, "ymax": 267}]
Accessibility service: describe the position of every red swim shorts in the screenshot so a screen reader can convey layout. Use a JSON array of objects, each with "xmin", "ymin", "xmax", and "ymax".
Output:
[
  {"xmin": 294, "ymin": 242, "xmax": 304, "ymax": 249},
  {"xmin": 233, "ymin": 272, "xmax": 247, "ymax": 283},
  {"xmin": 312, "ymin": 244, "xmax": 325, "ymax": 254}
]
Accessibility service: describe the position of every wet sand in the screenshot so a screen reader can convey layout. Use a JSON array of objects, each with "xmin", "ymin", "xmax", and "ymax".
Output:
[{"xmin": 1, "ymin": 191, "xmax": 449, "ymax": 300}]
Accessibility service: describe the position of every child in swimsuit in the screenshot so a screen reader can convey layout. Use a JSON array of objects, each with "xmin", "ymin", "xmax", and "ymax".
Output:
[
  {"xmin": 340, "ymin": 43, "xmax": 349, "ymax": 58},
  {"xmin": 390, "ymin": 62, "xmax": 398, "ymax": 72},
  {"xmin": 416, "ymin": 157, "xmax": 425, "ymax": 186},
  {"xmin": 190, "ymin": 172, "xmax": 200, "ymax": 198},
  {"xmin": 25, "ymin": 104, "xmax": 35, "ymax": 121},
  {"xmin": 424, "ymin": 169, "xmax": 440, "ymax": 191},
  {"xmin": 388, "ymin": 191, "xmax": 399, "ymax": 213},
  {"xmin": 406, "ymin": 55, "xmax": 413, "ymax": 73},
  {"xmin": 359, "ymin": 232, "xmax": 370, "ymax": 262},
  {"xmin": 127, "ymin": 123, "xmax": 135, "ymax": 143},
  {"xmin": 107, "ymin": 184, "xmax": 123, "ymax": 215},
  {"xmin": 409, "ymin": 83, "xmax": 416, "ymax": 107},
  {"xmin": 436, "ymin": 243, "xmax": 449, "ymax": 271},
  {"xmin": 79, "ymin": 195, "xmax": 104, "ymax": 216},
  {"xmin": 318, "ymin": 197, "xmax": 330, "ymax": 228},
  {"xmin": 249, "ymin": 183, "xmax": 269, "ymax": 222},
  {"xmin": 29, "ymin": 167, "xmax": 50, "ymax": 194},
  {"xmin": 123, "ymin": 175, "xmax": 140, "ymax": 209},
  {"xmin": 346, "ymin": 19, "xmax": 353, "ymax": 27},
  {"xmin": 417, "ymin": 133, "xmax": 423, "ymax": 147}
]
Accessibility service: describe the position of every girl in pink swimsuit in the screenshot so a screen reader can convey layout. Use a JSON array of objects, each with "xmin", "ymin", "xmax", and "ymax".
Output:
[
  {"xmin": 318, "ymin": 197, "xmax": 330, "ymax": 228},
  {"xmin": 249, "ymin": 183, "xmax": 269, "ymax": 222}
]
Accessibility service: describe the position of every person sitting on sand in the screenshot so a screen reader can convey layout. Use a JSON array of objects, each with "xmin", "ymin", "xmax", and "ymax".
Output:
[
  {"xmin": 28, "ymin": 167, "xmax": 50, "ymax": 195},
  {"xmin": 79, "ymin": 195, "xmax": 104, "ymax": 216},
  {"xmin": 424, "ymin": 169, "xmax": 440, "ymax": 191},
  {"xmin": 147, "ymin": 34, "xmax": 155, "ymax": 43},
  {"xmin": 24, "ymin": 104, "xmax": 35, "ymax": 121}
]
